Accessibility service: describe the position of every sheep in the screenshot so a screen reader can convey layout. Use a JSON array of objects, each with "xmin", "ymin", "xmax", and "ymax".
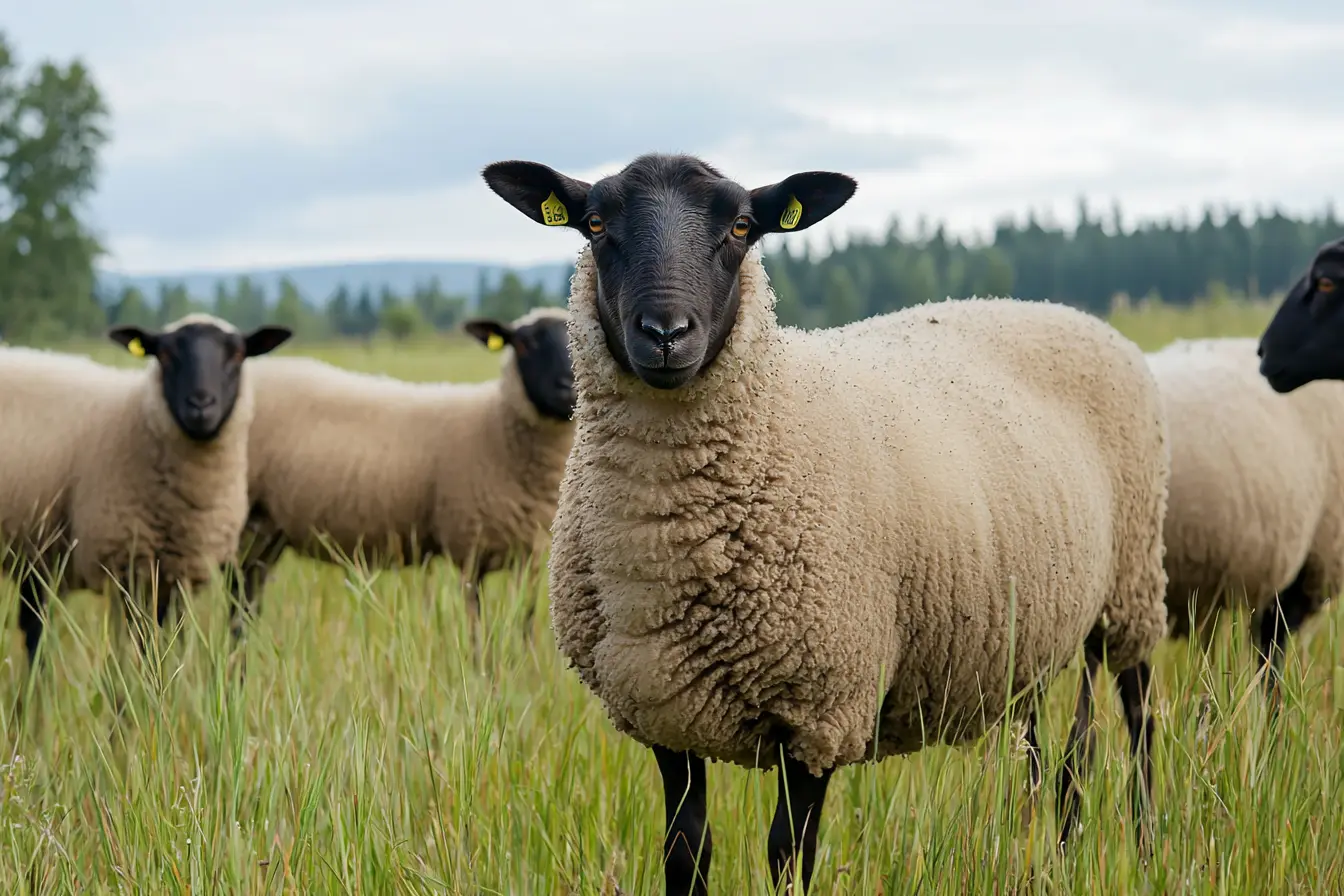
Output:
[
  {"xmin": 0, "ymin": 313, "xmax": 292, "ymax": 687},
  {"xmin": 482, "ymin": 152, "xmax": 1170, "ymax": 894},
  {"xmin": 225, "ymin": 308, "xmax": 577, "ymax": 656},
  {"xmin": 1148, "ymin": 335, "xmax": 1344, "ymax": 704},
  {"xmin": 1257, "ymin": 235, "xmax": 1344, "ymax": 393}
]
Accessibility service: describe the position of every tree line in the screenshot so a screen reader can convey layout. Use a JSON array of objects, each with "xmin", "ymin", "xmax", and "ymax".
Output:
[
  {"xmin": 2, "ymin": 28, "xmax": 1340, "ymax": 345},
  {"xmin": 103, "ymin": 269, "xmax": 565, "ymax": 342}
]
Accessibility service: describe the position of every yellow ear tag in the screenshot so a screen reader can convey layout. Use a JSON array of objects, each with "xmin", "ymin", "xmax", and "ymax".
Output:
[
  {"xmin": 127, "ymin": 337, "xmax": 146, "ymax": 357},
  {"xmin": 779, "ymin": 194, "xmax": 803, "ymax": 230},
  {"xmin": 486, "ymin": 332, "xmax": 505, "ymax": 351},
  {"xmin": 540, "ymin": 191, "xmax": 569, "ymax": 226}
]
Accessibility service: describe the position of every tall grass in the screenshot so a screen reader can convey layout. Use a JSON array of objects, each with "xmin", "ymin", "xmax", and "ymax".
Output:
[{"xmin": 4, "ymin": 296, "xmax": 1339, "ymax": 894}]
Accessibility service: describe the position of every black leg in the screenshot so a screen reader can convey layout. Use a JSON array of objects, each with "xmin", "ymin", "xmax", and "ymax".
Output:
[
  {"xmin": 768, "ymin": 750, "xmax": 832, "ymax": 893},
  {"xmin": 1116, "ymin": 661, "xmax": 1155, "ymax": 853},
  {"xmin": 653, "ymin": 745, "xmax": 711, "ymax": 896},
  {"xmin": 154, "ymin": 582, "xmax": 174, "ymax": 628},
  {"xmin": 229, "ymin": 528, "xmax": 286, "ymax": 644},
  {"xmin": 16, "ymin": 573, "xmax": 47, "ymax": 676},
  {"xmin": 1056, "ymin": 650, "xmax": 1101, "ymax": 848},
  {"xmin": 1255, "ymin": 576, "xmax": 1316, "ymax": 712}
]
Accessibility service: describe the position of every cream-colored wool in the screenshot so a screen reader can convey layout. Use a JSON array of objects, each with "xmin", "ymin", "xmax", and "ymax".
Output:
[
  {"xmin": 240, "ymin": 307, "xmax": 574, "ymax": 578},
  {"xmin": 1147, "ymin": 337, "xmax": 1344, "ymax": 638},
  {"xmin": 549, "ymin": 246, "xmax": 1170, "ymax": 776},
  {"xmin": 0, "ymin": 316, "xmax": 255, "ymax": 598}
]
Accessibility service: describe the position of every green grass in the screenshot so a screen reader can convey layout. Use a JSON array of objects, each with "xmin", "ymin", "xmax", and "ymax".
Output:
[{"xmin": 4, "ymin": 296, "xmax": 1340, "ymax": 894}]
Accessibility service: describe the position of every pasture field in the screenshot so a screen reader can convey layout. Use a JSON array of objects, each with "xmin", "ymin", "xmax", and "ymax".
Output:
[{"xmin": 5, "ymin": 298, "xmax": 1344, "ymax": 894}]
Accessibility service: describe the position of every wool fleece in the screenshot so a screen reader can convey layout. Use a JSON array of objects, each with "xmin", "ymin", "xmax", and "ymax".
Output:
[{"xmin": 550, "ymin": 246, "xmax": 1170, "ymax": 775}]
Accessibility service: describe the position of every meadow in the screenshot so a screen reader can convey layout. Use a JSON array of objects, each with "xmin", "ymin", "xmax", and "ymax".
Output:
[{"xmin": 4, "ymin": 296, "xmax": 1344, "ymax": 894}]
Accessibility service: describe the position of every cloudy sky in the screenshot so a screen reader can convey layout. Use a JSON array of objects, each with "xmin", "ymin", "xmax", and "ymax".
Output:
[{"xmin": 9, "ymin": 0, "xmax": 1343, "ymax": 274}]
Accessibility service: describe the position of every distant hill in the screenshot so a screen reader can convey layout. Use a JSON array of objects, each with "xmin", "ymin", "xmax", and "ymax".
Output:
[{"xmin": 95, "ymin": 258, "xmax": 575, "ymax": 307}]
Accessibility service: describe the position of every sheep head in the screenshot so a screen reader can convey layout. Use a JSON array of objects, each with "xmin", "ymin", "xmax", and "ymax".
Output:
[{"xmin": 482, "ymin": 152, "xmax": 856, "ymax": 391}]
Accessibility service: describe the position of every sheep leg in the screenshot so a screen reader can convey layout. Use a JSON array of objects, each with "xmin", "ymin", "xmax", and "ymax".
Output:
[
  {"xmin": 1254, "ymin": 576, "xmax": 1314, "ymax": 714},
  {"xmin": 1056, "ymin": 649, "xmax": 1100, "ymax": 848},
  {"xmin": 768, "ymin": 750, "xmax": 832, "ymax": 893},
  {"xmin": 11, "ymin": 573, "xmax": 48, "ymax": 724},
  {"xmin": 1115, "ymin": 661, "xmax": 1155, "ymax": 854},
  {"xmin": 16, "ymin": 573, "xmax": 48, "ymax": 678},
  {"xmin": 653, "ymin": 745, "xmax": 712, "ymax": 896},
  {"xmin": 228, "ymin": 528, "xmax": 286, "ymax": 645}
]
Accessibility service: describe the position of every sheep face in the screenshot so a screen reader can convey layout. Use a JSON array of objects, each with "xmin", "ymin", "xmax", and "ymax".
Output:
[
  {"xmin": 482, "ymin": 153, "xmax": 856, "ymax": 391},
  {"xmin": 463, "ymin": 313, "xmax": 576, "ymax": 421},
  {"xmin": 1258, "ymin": 238, "xmax": 1344, "ymax": 393},
  {"xmin": 107, "ymin": 321, "xmax": 293, "ymax": 441}
]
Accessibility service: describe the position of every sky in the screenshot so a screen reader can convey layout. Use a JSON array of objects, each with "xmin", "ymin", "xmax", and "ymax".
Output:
[{"xmin": 8, "ymin": 0, "xmax": 1344, "ymax": 275}]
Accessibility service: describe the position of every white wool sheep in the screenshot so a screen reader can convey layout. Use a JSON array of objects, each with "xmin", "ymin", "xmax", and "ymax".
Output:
[
  {"xmin": 1147, "ymin": 336, "xmax": 1344, "ymax": 697},
  {"xmin": 485, "ymin": 152, "xmax": 1171, "ymax": 891},
  {"xmin": 0, "ymin": 313, "xmax": 291, "ymax": 680},
  {"xmin": 228, "ymin": 307, "xmax": 576, "ymax": 651}
]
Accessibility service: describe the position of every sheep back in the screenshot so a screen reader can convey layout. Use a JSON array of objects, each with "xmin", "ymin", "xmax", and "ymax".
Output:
[
  {"xmin": 244, "ymin": 346, "xmax": 572, "ymax": 574},
  {"xmin": 1147, "ymin": 337, "xmax": 1344, "ymax": 630},
  {"xmin": 550, "ymin": 246, "xmax": 1169, "ymax": 775}
]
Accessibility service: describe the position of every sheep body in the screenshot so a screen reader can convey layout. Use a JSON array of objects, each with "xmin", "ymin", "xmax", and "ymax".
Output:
[
  {"xmin": 0, "ymin": 320, "xmax": 254, "ymax": 596},
  {"xmin": 1146, "ymin": 336, "xmax": 1344, "ymax": 636},
  {"xmin": 549, "ymin": 247, "xmax": 1170, "ymax": 775},
  {"xmin": 239, "ymin": 307, "xmax": 575, "ymax": 579}
]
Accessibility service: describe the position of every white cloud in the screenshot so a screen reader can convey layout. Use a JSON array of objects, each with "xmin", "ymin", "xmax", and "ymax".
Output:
[{"xmin": 11, "ymin": 0, "xmax": 1344, "ymax": 273}]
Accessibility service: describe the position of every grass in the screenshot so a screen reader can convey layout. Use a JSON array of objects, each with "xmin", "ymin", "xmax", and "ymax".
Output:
[{"xmin": 5, "ymin": 295, "xmax": 1341, "ymax": 894}]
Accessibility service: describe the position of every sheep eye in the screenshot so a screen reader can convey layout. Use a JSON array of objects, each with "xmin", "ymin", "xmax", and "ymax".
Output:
[
  {"xmin": 732, "ymin": 215, "xmax": 751, "ymax": 238},
  {"xmin": 1318, "ymin": 276, "xmax": 1337, "ymax": 294},
  {"xmin": 587, "ymin": 214, "xmax": 604, "ymax": 235}
]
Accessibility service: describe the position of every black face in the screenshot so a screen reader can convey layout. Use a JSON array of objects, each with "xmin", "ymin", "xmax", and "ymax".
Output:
[
  {"xmin": 464, "ymin": 314, "xmax": 576, "ymax": 421},
  {"xmin": 1258, "ymin": 238, "xmax": 1344, "ymax": 393},
  {"xmin": 107, "ymin": 321, "xmax": 293, "ymax": 440},
  {"xmin": 481, "ymin": 152, "xmax": 857, "ymax": 391}
]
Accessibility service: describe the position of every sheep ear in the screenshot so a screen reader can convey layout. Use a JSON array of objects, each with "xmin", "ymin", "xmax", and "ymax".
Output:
[
  {"xmin": 463, "ymin": 318, "xmax": 513, "ymax": 352},
  {"xmin": 749, "ymin": 172, "xmax": 858, "ymax": 236},
  {"xmin": 482, "ymin": 160, "xmax": 592, "ymax": 232},
  {"xmin": 107, "ymin": 325, "xmax": 159, "ymax": 358},
  {"xmin": 243, "ymin": 325, "xmax": 293, "ymax": 357}
]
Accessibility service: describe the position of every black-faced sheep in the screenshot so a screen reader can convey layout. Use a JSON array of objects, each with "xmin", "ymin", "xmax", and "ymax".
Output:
[
  {"xmin": 0, "ymin": 313, "xmax": 291, "ymax": 686},
  {"xmin": 1258, "ymin": 235, "xmax": 1344, "ymax": 393},
  {"xmin": 226, "ymin": 308, "xmax": 576, "ymax": 654},
  {"xmin": 482, "ymin": 152, "xmax": 1170, "ymax": 894}
]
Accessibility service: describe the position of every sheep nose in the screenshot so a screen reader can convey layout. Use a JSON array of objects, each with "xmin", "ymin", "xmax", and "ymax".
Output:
[
  {"xmin": 637, "ymin": 314, "xmax": 691, "ymax": 349},
  {"xmin": 187, "ymin": 391, "xmax": 217, "ymax": 410}
]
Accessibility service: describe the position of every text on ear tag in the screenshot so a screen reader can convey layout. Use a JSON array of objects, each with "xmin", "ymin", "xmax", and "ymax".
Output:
[
  {"xmin": 540, "ymin": 192, "xmax": 569, "ymax": 226},
  {"xmin": 780, "ymin": 195, "xmax": 803, "ymax": 230}
]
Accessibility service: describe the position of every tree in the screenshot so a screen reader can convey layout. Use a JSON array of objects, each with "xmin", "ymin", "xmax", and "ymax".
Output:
[
  {"xmin": 157, "ymin": 281, "xmax": 194, "ymax": 324},
  {"xmin": 823, "ymin": 267, "xmax": 864, "ymax": 327},
  {"xmin": 232, "ymin": 275, "xmax": 267, "ymax": 329},
  {"xmin": 327, "ymin": 284, "xmax": 354, "ymax": 335},
  {"xmin": 478, "ymin": 270, "xmax": 536, "ymax": 321},
  {"xmin": 0, "ymin": 31, "xmax": 110, "ymax": 341},
  {"xmin": 273, "ymin": 276, "xmax": 309, "ymax": 332},
  {"xmin": 352, "ymin": 287, "xmax": 379, "ymax": 340},
  {"xmin": 111, "ymin": 285, "xmax": 154, "ymax": 327},
  {"xmin": 379, "ymin": 297, "xmax": 424, "ymax": 341}
]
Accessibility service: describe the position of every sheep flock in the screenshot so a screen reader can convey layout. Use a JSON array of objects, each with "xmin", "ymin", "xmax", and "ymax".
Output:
[{"xmin": 3, "ymin": 155, "xmax": 1343, "ymax": 893}]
